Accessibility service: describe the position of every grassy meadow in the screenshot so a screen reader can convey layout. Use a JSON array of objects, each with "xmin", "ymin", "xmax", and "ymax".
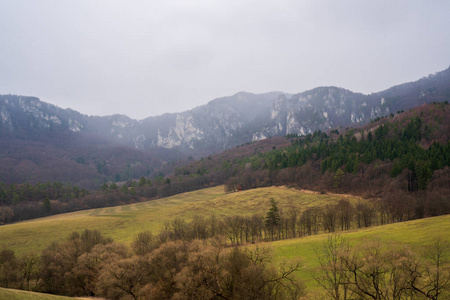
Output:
[
  {"xmin": 0, "ymin": 185, "xmax": 354, "ymax": 255},
  {"xmin": 0, "ymin": 287, "xmax": 75, "ymax": 300},
  {"xmin": 269, "ymin": 214, "xmax": 450, "ymax": 292},
  {"xmin": 1, "ymin": 185, "xmax": 449, "ymax": 298}
]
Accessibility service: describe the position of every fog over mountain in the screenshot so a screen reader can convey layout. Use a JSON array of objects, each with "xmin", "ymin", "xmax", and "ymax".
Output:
[
  {"xmin": 2, "ymin": 66, "xmax": 450, "ymax": 151},
  {"xmin": 0, "ymin": 65, "xmax": 450, "ymax": 186}
]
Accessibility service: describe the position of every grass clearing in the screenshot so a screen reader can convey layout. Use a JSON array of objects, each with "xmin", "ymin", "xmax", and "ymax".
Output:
[
  {"xmin": 268, "ymin": 214, "xmax": 450, "ymax": 294},
  {"xmin": 0, "ymin": 288, "xmax": 75, "ymax": 300},
  {"xmin": 0, "ymin": 186, "xmax": 351, "ymax": 255}
]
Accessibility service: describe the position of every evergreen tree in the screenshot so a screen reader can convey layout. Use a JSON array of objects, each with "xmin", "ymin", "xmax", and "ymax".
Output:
[
  {"xmin": 43, "ymin": 197, "xmax": 51, "ymax": 213},
  {"xmin": 333, "ymin": 168, "xmax": 345, "ymax": 188},
  {"xmin": 139, "ymin": 176, "xmax": 146, "ymax": 187},
  {"xmin": 265, "ymin": 198, "xmax": 280, "ymax": 241}
]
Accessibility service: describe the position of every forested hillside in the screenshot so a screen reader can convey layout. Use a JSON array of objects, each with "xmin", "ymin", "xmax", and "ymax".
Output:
[
  {"xmin": 176, "ymin": 102, "xmax": 450, "ymax": 219},
  {"xmin": 1, "ymin": 102, "xmax": 449, "ymax": 224},
  {"xmin": 1, "ymin": 66, "xmax": 449, "ymax": 187}
]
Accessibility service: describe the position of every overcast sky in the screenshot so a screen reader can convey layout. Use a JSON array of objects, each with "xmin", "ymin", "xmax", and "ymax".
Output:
[{"xmin": 1, "ymin": 1, "xmax": 449, "ymax": 119}]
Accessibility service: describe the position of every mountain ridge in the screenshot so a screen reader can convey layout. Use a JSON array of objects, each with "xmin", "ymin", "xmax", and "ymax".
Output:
[
  {"xmin": 2, "ymin": 66, "xmax": 449, "ymax": 152},
  {"xmin": 1, "ymin": 66, "xmax": 449, "ymax": 186}
]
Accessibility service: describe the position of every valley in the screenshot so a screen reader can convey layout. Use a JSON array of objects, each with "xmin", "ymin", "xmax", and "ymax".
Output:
[
  {"xmin": 1, "ymin": 1, "xmax": 449, "ymax": 298},
  {"xmin": 0, "ymin": 68, "xmax": 449, "ymax": 299}
]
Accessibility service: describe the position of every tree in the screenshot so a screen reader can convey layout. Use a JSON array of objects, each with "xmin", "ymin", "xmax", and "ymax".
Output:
[
  {"xmin": 406, "ymin": 238, "xmax": 450, "ymax": 299},
  {"xmin": 287, "ymin": 207, "xmax": 299, "ymax": 238},
  {"xmin": 355, "ymin": 201, "xmax": 375, "ymax": 228},
  {"xmin": 96, "ymin": 256, "xmax": 147, "ymax": 300},
  {"xmin": 336, "ymin": 199, "xmax": 352, "ymax": 231},
  {"xmin": 174, "ymin": 241, "xmax": 305, "ymax": 300},
  {"xmin": 322, "ymin": 204, "xmax": 337, "ymax": 233},
  {"xmin": 131, "ymin": 231, "xmax": 159, "ymax": 256},
  {"xmin": 265, "ymin": 198, "xmax": 281, "ymax": 241},
  {"xmin": 43, "ymin": 197, "xmax": 51, "ymax": 213},
  {"xmin": 120, "ymin": 184, "xmax": 129, "ymax": 194},
  {"xmin": 72, "ymin": 242, "xmax": 129, "ymax": 296},
  {"xmin": 0, "ymin": 249, "xmax": 21, "ymax": 289},
  {"xmin": 139, "ymin": 176, "xmax": 146, "ymax": 187},
  {"xmin": 334, "ymin": 168, "xmax": 345, "ymax": 188},
  {"xmin": 40, "ymin": 230, "xmax": 113, "ymax": 296},
  {"xmin": 0, "ymin": 206, "xmax": 14, "ymax": 224},
  {"xmin": 313, "ymin": 235, "xmax": 353, "ymax": 300}
]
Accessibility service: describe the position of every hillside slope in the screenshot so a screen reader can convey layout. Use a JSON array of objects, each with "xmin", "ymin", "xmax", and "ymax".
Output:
[{"xmin": 0, "ymin": 185, "xmax": 363, "ymax": 255}]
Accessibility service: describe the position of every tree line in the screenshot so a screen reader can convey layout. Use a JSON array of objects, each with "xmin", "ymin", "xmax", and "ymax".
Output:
[
  {"xmin": 0, "ymin": 172, "xmax": 216, "ymax": 224},
  {"xmin": 0, "ymin": 229, "xmax": 304, "ymax": 299},
  {"xmin": 1, "ymin": 228, "xmax": 448, "ymax": 299}
]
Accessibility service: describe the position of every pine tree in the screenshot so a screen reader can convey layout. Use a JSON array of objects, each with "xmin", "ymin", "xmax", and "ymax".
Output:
[
  {"xmin": 265, "ymin": 198, "xmax": 280, "ymax": 241},
  {"xmin": 43, "ymin": 197, "xmax": 51, "ymax": 213},
  {"xmin": 333, "ymin": 168, "xmax": 345, "ymax": 188}
]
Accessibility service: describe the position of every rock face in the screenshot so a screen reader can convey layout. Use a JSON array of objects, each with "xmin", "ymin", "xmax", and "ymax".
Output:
[
  {"xmin": 257, "ymin": 88, "xmax": 363, "ymax": 138},
  {"xmin": 1, "ymin": 66, "xmax": 450, "ymax": 155}
]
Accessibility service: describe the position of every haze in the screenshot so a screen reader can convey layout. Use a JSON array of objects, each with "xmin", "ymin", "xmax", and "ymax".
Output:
[{"xmin": 0, "ymin": 0, "xmax": 449, "ymax": 120}]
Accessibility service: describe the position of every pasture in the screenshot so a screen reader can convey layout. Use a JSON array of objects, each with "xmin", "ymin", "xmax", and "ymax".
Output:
[{"xmin": 0, "ymin": 186, "xmax": 352, "ymax": 254}]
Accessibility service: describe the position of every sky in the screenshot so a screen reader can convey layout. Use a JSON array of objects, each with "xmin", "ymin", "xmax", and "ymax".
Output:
[{"xmin": 0, "ymin": 1, "xmax": 449, "ymax": 120}]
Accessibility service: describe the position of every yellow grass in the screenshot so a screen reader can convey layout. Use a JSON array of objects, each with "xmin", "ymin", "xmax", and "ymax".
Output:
[
  {"xmin": 0, "ymin": 186, "xmax": 352, "ymax": 255},
  {"xmin": 0, "ymin": 287, "xmax": 75, "ymax": 299}
]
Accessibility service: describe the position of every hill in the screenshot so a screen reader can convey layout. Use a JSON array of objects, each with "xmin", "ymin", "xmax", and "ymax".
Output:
[
  {"xmin": 0, "ymin": 185, "xmax": 361, "ymax": 255},
  {"xmin": 0, "ymin": 288, "xmax": 75, "ymax": 300},
  {"xmin": 168, "ymin": 102, "xmax": 450, "ymax": 208},
  {"xmin": 0, "ymin": 184, "xmax": 448, "ymax": 298},
  {"xmin": 271, "ymin": 214, "xmax": 450, "ymax": 298}
]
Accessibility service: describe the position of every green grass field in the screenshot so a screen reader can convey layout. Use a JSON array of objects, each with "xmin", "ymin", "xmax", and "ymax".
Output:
[
  {"xmin": 2, "ymin": 215, "xmax": 448, "ymax": 299},
  {"xmin": 0, "ymin": 186, "xmax": 353, "ymax": 255},
  {"xmin": 269, "ymin": 214, "xmax": 450, "ymax": 294}
]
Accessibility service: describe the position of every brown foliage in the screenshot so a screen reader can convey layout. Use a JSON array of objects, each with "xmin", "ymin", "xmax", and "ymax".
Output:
[{"xmin": 314, "ymin": 236, "xmax": 450, "ymax": 300}]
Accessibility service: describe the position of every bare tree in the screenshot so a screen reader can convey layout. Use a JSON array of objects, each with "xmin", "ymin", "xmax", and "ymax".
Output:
[
  {"xmin": 323, "ymin": 204, "xmax": 337, "ymax": 233},
  {"xmin": 287, "ymin": 207, "xmax": 299, "ymax": 238},
  {"xmin": 131, "ymin": 231, "xmax": 159, "ymax": 256},
  {"xmin": 96, "ymin": 256, "xmax": 147, "ymax": 300},
  {"xmin": 406, "ymin": 238, "xmax": 450, "ymax": 299},
  {"xmin": 355, "ymin": 201, "xmax": 375, "ymax": 228},
  {"xmin": 336, "ymin": 199, "xmax": 353, "ymax": 231},
  {"xmin": 341, "ymin": 241, "xmax": 412, "ymax": 300},
  {"xmin": 313, "ymin": 235, "xmax": 353, "ymax": 300}
]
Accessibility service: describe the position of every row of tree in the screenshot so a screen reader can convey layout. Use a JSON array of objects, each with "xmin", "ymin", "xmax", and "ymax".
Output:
[
  {"xmin": 0, "ymin": 229, "xmax": 304, "ymax": 299},
  {"xmin": 1, "ymin": 229, "xmax": 448, "ymax": 299},
  {"xmin": 0, "ymin": 182, "xmax": 88, "ymax": 206},
  {"xmin": 0, "ymin": 171, "xmax": 216, "ymax": 224},
  {"xmin": 136, "ymin": 195, "xmax": 446, "ymax": 247}
]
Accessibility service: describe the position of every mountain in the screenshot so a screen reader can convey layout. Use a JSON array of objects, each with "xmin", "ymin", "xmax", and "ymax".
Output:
[
  {"xmin": 256, "ymin": 67, "xmax": 450, "ymax": 139},
  {"xmin": 1, "ymin": 66, "xmax": 449, "ymax": 186}
]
